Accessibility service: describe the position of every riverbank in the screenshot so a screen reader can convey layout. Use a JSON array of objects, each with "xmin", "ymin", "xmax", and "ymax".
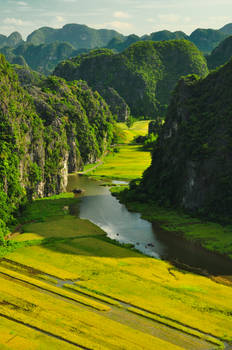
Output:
[
  {"xmin": 110, "ymin": 186, "xmax": 232, "ymax": 265},
  {"xmin": 84, "ymin": 121, "xmax": 232, "ymax": 269},
  {"xmin": 0, "ymin": 192, "xmax": 232, "ymax": 349}
]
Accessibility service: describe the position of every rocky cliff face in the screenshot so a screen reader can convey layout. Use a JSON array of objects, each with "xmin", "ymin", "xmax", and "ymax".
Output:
[
  {"xmin": 95, "ymin": 85, "xmax": 130, "ymax": 122},
  {"xmin": 141, "ymin": 60, "xmax": 232, "ymax": 218},
  {"xmin": 54, "ymin": 41, "xmax": 208, "ymax": 119},
  {"xmin": 0, "ymin": 57, "xmax": 114, "ymax": 228}
]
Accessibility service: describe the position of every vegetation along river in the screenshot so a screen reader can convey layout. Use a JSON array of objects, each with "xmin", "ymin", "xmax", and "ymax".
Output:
[{"xmin": 67, "ymin": 174, "xmax": 232, "ymax": 277}]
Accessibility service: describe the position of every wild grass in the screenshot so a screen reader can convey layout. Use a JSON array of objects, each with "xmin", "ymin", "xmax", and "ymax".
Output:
[
  {"xmin": 18, "ymin": 192, "xmax": 78, "ymax": 223},
  {"xmin": 22, "ymin": 215, "xmax": 105, "ymax": 239}
]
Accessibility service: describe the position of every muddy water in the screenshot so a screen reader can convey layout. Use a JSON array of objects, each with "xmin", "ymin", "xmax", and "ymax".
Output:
[{"xmin": 67, "ymin": 175, "xmax": 232, "ymax": 276}]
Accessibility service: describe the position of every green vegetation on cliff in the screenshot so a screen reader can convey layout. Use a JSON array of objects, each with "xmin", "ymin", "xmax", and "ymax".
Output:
[
  {"xmin": 0, "ymin": 42, "xmax": 85, "ymax": 75},
  {"xmin": 0, "ymin": 55, "xmax": 43, "ymax": 237},
  {"xmin": 207, "ymin": 36, "xmax": 232, "ymax": 69},
  {"xmin": 0, "ymin": 31, "xmax": 23, "ymax": 49},
  {"xmin": 0, "ymin": 24, "xmax": 231, "ymax": 78},
  {"xmin": 55, "ymin": 40, "xmax": 208, "ymax": 119},
  {"xmin": 139, "ymin": 58, "xmax": 232, "ymax": 219},
  {"xmin": 107, "ymin": 31, "xmax": 188, "ymax": 54},
  {"xmin": 0, "ymin": 55, "xmax": 115, "ymax": 239},
  {"xmin": 219, "ymin": 22, "xmax": 232, "ymax": 35},
  {"xmin": 148, "ymin": 30, "xmax": 188, "ymax": 42},
  {"xmin": 27, "ymin": 24, "xmax": 123, "ymax": 49},
  {"xmin": 189, "ymin": 28, "xmax": 229, "ymax": 54}
]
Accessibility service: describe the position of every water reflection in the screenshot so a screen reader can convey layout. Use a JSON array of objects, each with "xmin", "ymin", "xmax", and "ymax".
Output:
[
  {"xmin": 67, "ymin": 175, "xmax": 166, "ymax": 258},
  {"xmin": 67, "ymin": 174, "xmax": 232, "ymax": 276}
]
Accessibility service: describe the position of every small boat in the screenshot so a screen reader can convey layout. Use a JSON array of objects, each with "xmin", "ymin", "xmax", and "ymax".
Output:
[{"xmin": 72, "ymin": 189, "xmax": 85, "ymax": 197}]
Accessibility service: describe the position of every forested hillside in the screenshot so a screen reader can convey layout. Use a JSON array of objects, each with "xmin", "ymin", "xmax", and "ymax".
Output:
[
  {"xmin": 55, "ymin": 40, "xmax": 208, "ymax": 119},
  {"xmin": 0, "ymin": 42, "xmax": 83, "ymax": 75},
  {"xmin": 140, "ymin": 58, "xmax": 232, "ymax": 219},
  {"xmin": 1, "ymin": 23, "xmax": 232, "ymax": 75},
  {"xmin": 0, "ymin": 56, "xmax": 114, "ymax": 238},
  {"xmin": 207, "ymin": 36, "xmax": 232, "ymax": 69},
  {"xmin": 27, "ymin": 24, "xmax": 123, "ymax": 49}
]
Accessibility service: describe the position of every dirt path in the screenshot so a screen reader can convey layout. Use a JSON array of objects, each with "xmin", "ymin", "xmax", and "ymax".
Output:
[
  {"xmin": 78, "ymin": 160, "xmax": 104, "ymax": 175},
  {"xmin": 78, "ymin": 149, "xmax": 111, "ymax": 175}
]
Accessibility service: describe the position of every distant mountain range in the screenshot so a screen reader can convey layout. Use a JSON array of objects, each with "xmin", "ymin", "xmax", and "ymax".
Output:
[
  {"xmin": 0, "ymin": 31, "xmax": 23, "ymax": 48},
  {"xmin": 0, "ymin": 23, "xmax": 232, "ymax": 75}
]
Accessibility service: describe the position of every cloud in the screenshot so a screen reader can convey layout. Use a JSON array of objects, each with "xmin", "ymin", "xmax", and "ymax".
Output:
[
  {"xmin": 113, "ymin": 11, "xmax": 131, "ymax": 19},
  {"xmin": 209, "ymin": 15, "xmax": 230, "ymax": 22},
  {"xmin": 17, "ymin": 1, "xmax": 28, "ymax": 5},
  {"xmin": 157, "ymin": 14, "xmax": 180, "ymax": 23},
  {"xmin": 108, "ymin": 21, "xmax": 133, "ymax": 31},
  {"xmin": 3, "ymin": 17, "xmax": 32, "ymax": 27},
  {"xmin": 56, "ymin": 16, "xmax": 65, "ymax": 22},
  {"xmin": 184, "ymin": 17, "xmax": 191, "ymax": 23},
  {"xmin": 3, "ymin": 18, "xmax": 24, "ymax": 25},
  {"xmin": 91, "ymin": 21, "xmax": 133, "ymax": 33}
]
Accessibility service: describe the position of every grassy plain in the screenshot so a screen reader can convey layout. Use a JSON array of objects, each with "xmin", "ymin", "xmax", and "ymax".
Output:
[
  {"xmin": 84, "ymin": 121, "xmax": 151, "ymax": 180},
  {"xmin": 116, "ymin": 121, "xmax": 151, "ymax": 143},
  {"xmin": 87, "ymin": 145, "xmax": 151, "ymax": 180}
]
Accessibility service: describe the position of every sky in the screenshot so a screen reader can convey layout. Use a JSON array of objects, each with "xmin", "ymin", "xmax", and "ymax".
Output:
[{"xmin": 0, "ymin": 0, "xmax": 231, "ymax": 39}]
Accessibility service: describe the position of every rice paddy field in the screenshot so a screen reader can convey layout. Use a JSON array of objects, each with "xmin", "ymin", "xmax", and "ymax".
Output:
[
  {"xmin": 1, "ymin": 121, "xmax": 232, "ymax": 349},
  {"xmin": 87, "ymin": 145, "xmax": 151, "ymax": 180},
  {"xmin": 116, "ymin": 121, "xmax": 151, "ymax": 144},
  {"xmin": 86, "ymin": 121, "xmax": 151, "ymax": 180},
  {"xmin": 0, "ymin": 194, "xmax": 232, "ymax": 349}
]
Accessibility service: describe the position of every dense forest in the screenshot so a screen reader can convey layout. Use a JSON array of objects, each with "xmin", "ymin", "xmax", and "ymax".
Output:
[
  {"xmin": 0, "ymin": 55, "xmax": 115, "ymax": 240},
  {"xmin": 138, "ymin": 59, "xmax": 232, "ymax": 219},
  {"xmin": 55, "ymin": 40, "xmax": 208, "ymax": 119}
]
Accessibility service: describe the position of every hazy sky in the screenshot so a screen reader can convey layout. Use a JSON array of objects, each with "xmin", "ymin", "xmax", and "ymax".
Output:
[{"xmin": 0, "ymin": 0, "xmax": 231, "ymax": 39}]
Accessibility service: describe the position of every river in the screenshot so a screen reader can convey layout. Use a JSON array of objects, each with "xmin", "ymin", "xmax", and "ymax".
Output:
[{"xmin": 67, "ymin": 174, "xmax": 232, "ymax": 276}]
